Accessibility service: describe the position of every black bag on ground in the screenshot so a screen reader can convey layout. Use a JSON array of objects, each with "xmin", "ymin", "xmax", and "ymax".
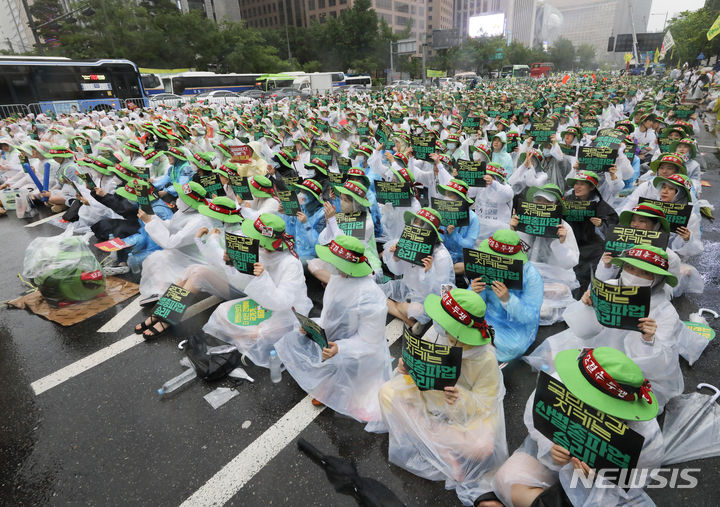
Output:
[
  {"xmin": 61, "ymin": 199, "xmax": 82, "ymax": 222},
  {"xmin": 184, "ymin": 332, "xmax": 242, "ymax": 381}
]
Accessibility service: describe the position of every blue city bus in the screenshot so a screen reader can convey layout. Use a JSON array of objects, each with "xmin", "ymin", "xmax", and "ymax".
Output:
[
  {"xmin": 166, "ymin": 72, "xmax": 262, "ymax": 94},
  {"xmin": 0, "ymin": 56, "xmax": 147, "ymax": 116}
]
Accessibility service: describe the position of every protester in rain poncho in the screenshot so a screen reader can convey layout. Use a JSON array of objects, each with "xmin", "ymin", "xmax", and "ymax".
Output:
[
  {"xmin": 655, "ymin": 173, "xmax": 703, "ymax": 259},
  {"xmin": 487, "ymin": 347, "xmax": 664, "ymax": 507},
  {"xmin": 468, "ymin": 230, "xmax": 543, "ymax": 362},
  {"xmin": 138, "ymin": 182, "xmax": 213, "ymax": 305},
  {"xmin": 377, "ymin": 158, "xmax": 422, "ymax": 242},
  {"xmin": 151, "ymin": 147, "xmax": 194, "ymax": 198},
  {"xmin": 510, "ymin": 184, "xmax": 579, "ymax": 325},
  {"xmin": 381, "ymin": 207, "xmax": 455, "ymax": 334},
  {"xmin": 508, "ymin": 149, "xmax": 548, "ymax": 196},
  {"xmin": 203, "ymin": 213, "xmax": 312, "ymax": 368},
  {"xmin": 274, "ymin": 235, "xmax": 391, "ymax": 422},
  {"xmin": 282, "ymin": 178, "xmax": 327, "ymax": 262},
  {"xmin": 436, "ymin": 178, "xmax": 481, "ymax": 271},
  {"xmin": 525, "ymin": 245, "xmax": 708, "ymax": 409},
  {"xmin": 620, "ymin": 153, "xmax": 691, "ymax": 212},
  {"xmin": 468, "ymin": 162, "xmax": 514, "ymax": 242},
  {"xmin": 372, "ymin": 289, "xmax": 508, "ymax": 506}
]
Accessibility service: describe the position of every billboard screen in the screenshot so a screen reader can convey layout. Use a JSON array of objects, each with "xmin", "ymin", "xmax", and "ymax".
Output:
[{"xmin": 468, "ymin": 13, "xmax": 505, "ymax": 38}]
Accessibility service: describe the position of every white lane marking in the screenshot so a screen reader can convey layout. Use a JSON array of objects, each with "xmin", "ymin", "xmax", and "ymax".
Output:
[
  {"xmin": 98, "ymin": 296, "xmax": 142, "ymax": 333},
  {"xmin": 180, "ymin": 318, "xmax": 404, "ymax": 507},
  {"xmin": 31, "ymin": 296, "xmax": 222, "ymax": 395},
  {"xmin": 24, "ymin": 212, "xmax": 63, "ymax": 228}
]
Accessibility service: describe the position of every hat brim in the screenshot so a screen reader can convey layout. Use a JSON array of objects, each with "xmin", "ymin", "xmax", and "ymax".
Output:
[
  {"xmin": 315, "ymin": 244, "xmax": 373, "ymax": 277},
  {"xmin": 554, "ymin": 349, "xmax": 658, "ymax": 421},
  {"xmin": 290, "ymin": 182, "xmax": 324, "ymax": 204},
  {"xmin": 333, "ymin": 184, "xmax": 370, "ymax": 208},
  {"xmin": 172, "ymin": 183, "xmax": 206, "ymax": 210},
  {"xmin": 116, "ymin": 186, "xmax": 157, "ymax": 203},
  {"xmin": 436, "ymin": 184, "xmax": 473, "ymax": 204},
  {"xmin": 198, "ymin": 204, "xmax": 243, "ymax": 223},
  {"xmin": 477, "ymin": 238, "xmax": 527, "ymax": 263},
  {"xmin": 609, "ymin": 256, "xmax": 677, "ymax": 287},
  {"xmin": 649, "ymin": 158, "xmax": 687, "ymax": 175},
  {"xmin": 652, "ymin": 177, "xmax": 691, "ymax": 201},
  {"xmin": 110, "ymin": 167, "xmax": 140, "ymax": 183},
  {"xmin": 166, "ymin": 151, "xmax": 188, "ymax": 161},
  {"xmin": 669, "ymin": 141, "xmax": 696, "ymax": 159},
  {"xmin": 305, "ymin": 162, "xmax": 328, "ymax": 175},
  {"xmin": 249, "ymin": 185, "xmax": 274, "ymax": 199},
  {"xmin": 241, "ymin": 218, "xmax": 278, "ymax": 249},
  {"xmin": 618, "ymin": 210, "xmax": 670, "ymax": 233},
  {"xmin": 423, "ymin": 294, "xmax": 490, "ymax": 346},
  {"xmin": 566, "ymin": 177, "xmax": 597, "ymax": 189},
  {"xmin": 403, "ymin": 211, "xmax": 442, "ymax": 242},
  {"xmin": 526, "ymin": 186, "xmax": 561, "ymax": 203}
]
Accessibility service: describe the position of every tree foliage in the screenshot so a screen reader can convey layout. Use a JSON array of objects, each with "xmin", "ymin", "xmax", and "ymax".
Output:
[{"xmin": 664, "ymin": 7, "xmax": 720, "ymax": 67}]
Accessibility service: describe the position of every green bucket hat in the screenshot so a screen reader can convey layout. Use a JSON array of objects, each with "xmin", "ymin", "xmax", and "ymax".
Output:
[
  {"xmin": 116, "ymin": 179, "xmax": 156, "ymax": 203},
  {"xmin": 305, "ymin": 157, "xmax": 329, "ymax": 175},
  {"xmin": 653, "ymin": 173, "xmax": 692, "ymax": 202},
  {"xmin": 198, "ymin": 196, "xmax": 243, "ymax": 223},
  {"xmin": 610, "ymin": 244, "xmax": 677, "ymax": 287},
  {"xmin": 315, "ymin": 235, "xmax": 373, "ymax": 278},
  {"xmin": 165, "ymin": 146, "xmax": 188, "ymax": 161},
  {"xmin": 423, "ymin": 288, "xmax": 493, "ymax": 346},
  {"xmin": 437, "ymin": 178, "xmax": 473, "ymax": 204},
  {"xmin": 345, "ymin": 167, "xmax": 370, "ymax": 188},
  {"xmin": 649, "ymin": 153, "xmax": 687, "ymax": 175},
  {"xmin": 241, "ymin": 213, "xmax": 288, "ymax": 251},
  {"xmin": 403, "ymin": 207, "xmax": 443, "ymax": 241},
  {"xmin": 45, "ymin": 146, "xmax": 74, "ymax": 158},
  {"xmin": 555, "ymin": 347, "xmax": 658, "ymax": 421},
  {"xmin": 619, "ymin": 203, "xmax": 670, "ymax": 233},
  {"xmin": 518, "ymin": 149, "xmax": 543, "ymax": 166},
  {"xmin": 527, "ymin": 183, "xmax": 563, "ymax": 203},
  {"xmin": 485, "ymin": 162, "xmax": 507, "ymax": 182},
  {"xmin": 477, "ymin": 229, "xmax": 528, "ymax": 263},
  {"xmin": 79, "ymin": 155, "xmax": 114, "ymax": 176},
  {"xmin": 111, "ymin": 161, "xmax": 142, "ymax": 183},
  {"xmin": 142, "ymin": 148, "xmax": 164, "ymax": 164},
  {"xmin": 249, "ymin": 175, "xmax": 275, "ymax": 199},
  {"xmin": 124, "ymin": 140, "xmax": 143, "ymax": 155},
  {"xmin": 561, "ymin": 125, "xmax": 583, "ymax": 139},
  {"xmin": 172, "ymin": 181, "xmax": 207, "ymax": 210},
  {"xmin": 191, "ymin": 151, "xmax": 215, "ymax": 171},
  {"xmin": 669, "ymin": 138, "xmax": 697, "ymax": 159},
  {"xmin": 291, "ymin": 178, "xmax": 324, "ymax": 204},
  {"xmin": 334, "ymin": 180, "xmax": 371, "ymax": 208},
  {"xmin": 566, "ymin": 170, "xmax": 599, "ymax": 189},
  {"xmin": 214, "ymin": 142, "xmax": 232, "ymax": 159},
  {"xmin": 390, "ymin": 163, "xmax": 415, "ymax": 184}
]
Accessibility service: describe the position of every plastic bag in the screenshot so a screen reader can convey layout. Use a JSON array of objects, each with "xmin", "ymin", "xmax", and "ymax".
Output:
[
  {"xmin": 22, "ymin": 228, "xmax": 105, "ymax": 306},
  {"xmin": 204, "ymin": 387, "xmax": 239, "ymax": 409}
]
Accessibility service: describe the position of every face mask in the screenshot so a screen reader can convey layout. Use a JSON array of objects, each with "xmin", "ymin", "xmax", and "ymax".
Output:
[
  {"xmin": 620, "ymin": 270, "xmax": 653, "ymax": 287},
  {"xmin": 681, "ymin": 152, "xmax": 690, "ymax": 162},
  {"xmin": 447, "ymin": 143, "xmax": 457, "ymax": 151},
  {"xmin": 542, "ymin": 148, "xmax": 552, "ymax": 157},
  {"xmin": 297, "ymin": 193, "xmax": 309, "ymax": 206},
  {"xmin": 472, "ymin": 151, "xmax": 482, "ymax": 161},
  {"xmin": 356, "ymin": 155, "xmax": 366, "ymax": 163}
]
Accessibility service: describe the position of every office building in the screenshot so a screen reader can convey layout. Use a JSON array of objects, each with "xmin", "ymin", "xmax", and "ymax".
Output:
[{"xmin": 178, "ymin": 0, "xmax": 243, "ymax": 23}]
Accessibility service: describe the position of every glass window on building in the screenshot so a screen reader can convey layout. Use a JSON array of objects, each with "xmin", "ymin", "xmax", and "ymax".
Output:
[
  {"xmin": 330, "ymin": 0, "xmax": 336, "ymax": 5},
  {"xmin": 395, "ymin": 2, "xmax": 409, "ymax": 13},
  {"xmin": 319, "ymin": 0, "xmax": 325, "ymax": 8}
]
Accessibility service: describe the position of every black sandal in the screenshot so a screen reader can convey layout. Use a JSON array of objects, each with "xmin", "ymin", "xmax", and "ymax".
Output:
[
  {"xmin": 142, "ymin": 320, "xmax": 171, "ymax": 340},
  {"xmin": 134, "ymin": 315, "xmax": 158, "ymax": 334}
]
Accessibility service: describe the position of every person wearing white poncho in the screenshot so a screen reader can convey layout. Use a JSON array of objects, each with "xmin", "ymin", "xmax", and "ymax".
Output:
[
  {"xmin": 274, "ymin": 235, "xmax": 391, "ymax": 422},
  {"xmin": 203, "ymin": 213, "xmax": 312, "ymax": 368},
  {"xmin": 373, "ymin": 289, "xmax": 507, "ymax": 506},
  {"xmin": 510, "ymin": 184, "xmax": 579, "ymax": 326},
  {"xmin": 485, "ymin": 347, "xmax": 663, "ymax": 507},
  {"xmin": 138, "ymin": 182, "xmax": 213, "ymax": 304},
  {"xmin": 524, "ymin": 245, "xmax": 708, "ymax": 410}
]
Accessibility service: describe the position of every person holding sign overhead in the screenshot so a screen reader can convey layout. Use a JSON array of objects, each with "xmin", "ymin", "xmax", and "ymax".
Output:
[
  {"xmin": 508, "ymin": 149, "xmax": 548, "ymax": 196},
  {"xmin": 203, "ymin": 213, "xmax": 312, "ymax": 369},
  {"xmin": 372, "ymin": 289, "xmax": 508, "ymax": 506},
  {"xmin": 274, "ymin": 235, "xmax": 391, "ymax": 422},
  {"xmin": 381, "ymin": 207, "xmax": 454, "ymax": 335},
  {"xmin": 469, "ymin": 230, "xmax": 543, "ymax": 362},
  {"xmin": 527, "ymin": 244, "xmax": 708, "ymax": 408},
  {"xmin": 489, "ymin": 348, "xmax": 663, "ymax": 507},
  {"xmin": 510, "ymin": 184, "xmax": 579, "ymax": 325}
]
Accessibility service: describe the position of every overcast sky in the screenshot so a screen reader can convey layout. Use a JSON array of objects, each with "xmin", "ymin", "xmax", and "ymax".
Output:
[{"xmin": 648, "ymin": 0, "xmax": 706, "ymax": 31}]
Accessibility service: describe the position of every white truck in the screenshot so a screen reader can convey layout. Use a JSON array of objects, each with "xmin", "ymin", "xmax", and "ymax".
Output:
[{"xmin": 293, "ymin": 73, "xmax": 334, "ymax": 94}]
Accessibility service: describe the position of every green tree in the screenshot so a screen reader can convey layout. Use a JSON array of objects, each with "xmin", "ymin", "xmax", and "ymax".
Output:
[
  {"xmin": 549, "ymin": 38, "xmax": 575, "ymax": 71},
  {"xmin": 665, "ymin": 7, "xmax": 720, "ymax": 67},
  {"xmin": 576, "ymin": 43, "xmax": 596, "ymax": 70}
]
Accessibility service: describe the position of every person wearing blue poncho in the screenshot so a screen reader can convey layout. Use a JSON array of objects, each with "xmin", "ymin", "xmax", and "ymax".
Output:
[
  {"xmin": 468, "ymin": 229, "xmax": 543, "ymax": 362},
  {"xmin": 436, "ymin": 178, "xmax": 481, "ymax": 271},
  {"xmin": 281, "ymin": 178, "xmax": 327, "ymax": 261},
  {"xmin": 490, "ymin": 132, "xmax": 514, "ymax": 177},
  {"xmin": 152, "ymin": 147, "xmax": 194, "ymax": 198}
]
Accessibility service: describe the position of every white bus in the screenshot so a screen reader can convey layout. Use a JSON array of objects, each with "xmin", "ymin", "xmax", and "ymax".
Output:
[{"xmin": 344, "ymin": 75, "xmax": 372, "ymax": 88}]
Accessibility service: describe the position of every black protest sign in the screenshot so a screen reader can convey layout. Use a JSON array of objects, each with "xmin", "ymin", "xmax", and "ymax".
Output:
[
  {"xmin": 275, "ymin": 187, "xmax": 301, "ymax": 216},
  {"xmin": 533, "ymin": 371, "xmax": 645, "ymax": 484},
  {"xmin": 152, "ymin": 284, "xmax": 195, "ymax": 325},
  {"xmin": 580, "ymin": 119, "xmax": 599, "ymax": 135},
  {"xmin": 401, "ymin": 327, "xmax": 462, "ymax": 391},
  {"xmin": 516, "ymin": 201, "xmax": 562, "ymax": 238},
  {"xmin": 463, "ymin": 116, "xmax": 481, "ymax": 129},
  {"xmin": 375, "ymin": 180, "xmax": 411, "ymax": 207},
  {"xmin": 374, "ymin": 122, "xmax": 394, "ymax": 149},
  {"xmin": 337, "ymin": 212, "xmax": 366, "ymax": 239},
  {"xmin": 293, "ymin": 309, "xmax": 329, "ymax": 349},
  {"xmin": 594, "ymin": 128, "xmax": 624, "ymax": 149},
  {"xmin": 673, "ymin": 104, "xmax": 695, "ymax": 119},
  {"xmin": 638, "ymin": 198, "xmax": 692, "ymax": 232},
  {"xmin": 559, "ymin": 143, "xmax": 578, "ymax": 157},
  {"xmin": 463, "ymin": 248, "xmax": 523, "ymax": 290},
  {"xmin": 136, "ymin": 183, "xmax": 154, "ymax": 215},
  {"xmin": 590, "ymin": 276, "xmax": 651, "ymax": 331},
  {"xmin": 431, "ymin": 197, "xmax": 469, "ymax": 227},
  {"xmin": 225, "ymin": 232, "xmax": 259, "ymax": 275},
  {"xmin": 137, "ymin": 166, "xmax": 151, "ymax": 182},
  {"xmin": 411, "ymin": 134, "xmax": 436, "ymax": 162},
  {"xmin": 328, "ymin": 171, "xmax": 344, "ymax": 185},
  {"xmin": 577, "ymin": 146, "xmax": 618, "ymax": 172},
  {"xmin": 562, "ymin": 200, "xmax": 597, "ymax": 222},
  {"xmin": 337, "ymin": 156, "xmax": 353, "ymax": 173},
  {"xmin": 356, "ymin": 125, "xmax": 370, "ymax": 136},
  {"xmin": 604, "ymin": 226, "xmax": 669, "ymax": 255},
  {"xmin": 199, "ymin": 172, "xmax": 224, "ymax": 197},
  {"xmin": 454, "ymin": 159, "xmax": 487, "ymax": 187},
  {"xmin": 506, "ymin": 136, "xmax": 519, "ymax": 153},
  {"xmin": 396, "ymin": 225, "xmax": 435, "ymax": 266},
  {"xmin": 533, "ymin": 96, "xmax": 548, "ymax": 110},
  {"xmin": 527, "ymin": 121, "xmax": 556, "ymax": 143},
  {"xmin": 485, "ymin": 129, "xmax": 498, "ymax": 141},
  {"xmin": 76, "ymin": 171, "xmax": 96, "ymax": 190},
  {"xmin": 421, "ymin": 100, "xmax": 434, "ymax": 112},
  {"xmin": 625, "ymin": 146, "xmax": 636, "ymax": 161},
  {"xmin": 228, "ymin": 174, "xmax": 253, "ymax": 200},
  {"xmin": 311, "ymin": 140, "xmax": 334, "ymax": 165},
  {"xmin": 658, "ymin": 137, "xmax": 673, "ymax": 153}
]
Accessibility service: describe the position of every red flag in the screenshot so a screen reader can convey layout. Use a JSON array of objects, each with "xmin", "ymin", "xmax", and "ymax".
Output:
[
  {"xmin": 592, "ymin": 73, "xmax": 596, "ymax": 83},
  {"xmin": 561, "ymin": 74, "xmax": 570, "ymax": 84}
]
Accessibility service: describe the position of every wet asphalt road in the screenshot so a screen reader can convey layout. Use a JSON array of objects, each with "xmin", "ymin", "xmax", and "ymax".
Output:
[{"xmin": 2, "ymin": 133, "xmax": 720, "ymax": 507}]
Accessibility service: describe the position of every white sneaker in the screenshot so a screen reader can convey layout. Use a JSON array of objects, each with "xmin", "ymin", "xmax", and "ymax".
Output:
[{"xmin": 103, "ymin": 265, "xmax": 130, "ymax": 276}]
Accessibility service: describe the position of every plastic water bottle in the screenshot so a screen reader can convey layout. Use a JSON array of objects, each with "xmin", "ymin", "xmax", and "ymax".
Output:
[
  {"xmin": 157, "ymin": 368, "xmax": 197, "ymax": 396},
  {"xmin": 269, "ymin": 350, "xmax": 282, "ymax": 383}
]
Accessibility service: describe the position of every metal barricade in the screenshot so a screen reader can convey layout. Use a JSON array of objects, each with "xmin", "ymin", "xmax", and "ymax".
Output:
[
  {"xmin": 0, "ymin": 104, "xmax": 30, "ymax": 119},
  {"xmin": 122, "ymin": 97, "xmax": 149, "ymax": 109}
]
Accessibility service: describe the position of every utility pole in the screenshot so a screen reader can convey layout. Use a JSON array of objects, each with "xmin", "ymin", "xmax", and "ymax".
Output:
[
  {"xmin": 389, "ymin": 41, "xmax": 394, "ymax": 84},
  {"xmin": 628, "ymin": 0, "xmax": 640, "ymax": 64}
]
